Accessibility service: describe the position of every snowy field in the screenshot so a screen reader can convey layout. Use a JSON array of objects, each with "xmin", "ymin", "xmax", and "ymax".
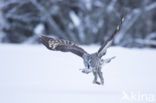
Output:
[{"xmin": 0, "ymin": 44, "xmax": 156, "ymax": 103}]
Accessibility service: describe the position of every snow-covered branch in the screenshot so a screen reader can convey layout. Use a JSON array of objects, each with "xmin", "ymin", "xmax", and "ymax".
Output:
[
  {"xmin": 135, "ymin": 32, "xmax": 156, "ymax": 46},
  {"xmin": 135, "ymin": 39, "xmax": 156, "ymax": 46},
  {"xmin": 145, "ymin": 2, "xmax": 156, "ymax": 12},
  {"xmin": 114, "ymin": 2, "xmax": 156, "ymax": 45},
  {"xmin": 0, "ymin": 0, "xmax": 155, "ymax": 48},
  {"xmin": 31, "ymin": 0, "xmax": 68, "ymax": 39}
]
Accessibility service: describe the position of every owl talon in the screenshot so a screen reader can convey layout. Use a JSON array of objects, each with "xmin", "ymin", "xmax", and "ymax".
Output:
[
  {"xmin": 93, "ymin": 80, "xmax": 101, "ymax": 85},
  {"xmin": 81, "ymin": 68, "xmax": 92, "ymax": 74}
]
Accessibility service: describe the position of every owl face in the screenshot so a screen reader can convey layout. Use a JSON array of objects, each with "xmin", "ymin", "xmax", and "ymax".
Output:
[
  {"xmin": 81, "ymin": 54, "xmax": 92, "ymax": 74},
  {"xmin": 83, "ymin": 54, "xmax": 91, "ymax": 67},
  {"xmin": 82, "ymin": 53, "xmax": 101, "ymax": 74}
]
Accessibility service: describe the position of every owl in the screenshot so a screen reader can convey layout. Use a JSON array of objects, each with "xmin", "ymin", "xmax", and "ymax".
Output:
[{"xmin": 40, "ymin": 16, "xmax": 125, "ymax": 85}]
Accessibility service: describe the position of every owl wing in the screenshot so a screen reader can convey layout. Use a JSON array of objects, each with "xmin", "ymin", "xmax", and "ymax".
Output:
[
  {"xmin": 40, "ymin": 35, "xmax": 88, "ymax": 58},
  {"xmin": 98, "ymin": 15, "xmax": 125, "ymax": 58}
]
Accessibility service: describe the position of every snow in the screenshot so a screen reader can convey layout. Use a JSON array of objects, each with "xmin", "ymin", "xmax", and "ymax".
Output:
[
  {"xmin": 0, "ymin": 44, "xmax": 156, "ymax": 103},
  {"xmin": 69, "ymin": 11, "xmax": 80, "ymax": 27},
  {"xmin": 135, "ymin": 32, "xmax": 156, "ymax": 46},
  {"xmin": 34, "ymin": 24, "xmax": 44, "ymax": 35},
  {"xmin": 84, "ymin": 0, "xmax": 92, "ymax": 10},
  {"xmin": 145, "ymin": 2, "xmax": 156, "ymax": 12},
  {"xmin": 107, "ymin": 0, "xmax": 117, "ymax": 12}
]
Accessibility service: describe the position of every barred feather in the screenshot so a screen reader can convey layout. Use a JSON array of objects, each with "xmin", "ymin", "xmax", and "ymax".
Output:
[
  {"xmin": 98, "ymin": 15, "xmax": 125, "ymax": 57},
  {"xmin": 40, "ymin": 35, "xmax": 88, "ymax": 57}
]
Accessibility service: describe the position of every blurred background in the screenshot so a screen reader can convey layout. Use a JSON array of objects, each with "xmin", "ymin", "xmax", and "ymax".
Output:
[
  {"xmin": 0, "ymin": 0, "xmax": 156, "ymax": 48},
  {"xmin": 0, "ymin": 0, "xmax": 156, "ymax": 103}
]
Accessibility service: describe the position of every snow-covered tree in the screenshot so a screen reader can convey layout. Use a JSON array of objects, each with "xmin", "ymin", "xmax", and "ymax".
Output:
[{"xmin": 0, "ymin": 0, "xmax": 156, "ymax": 48}]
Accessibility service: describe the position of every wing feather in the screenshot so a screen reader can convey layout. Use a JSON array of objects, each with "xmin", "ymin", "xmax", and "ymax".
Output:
[
  {"xmin": 40, "ymin": 35, "xmax": 88, "ymax": 57},
  {"xmin": 98, "ymin": 15, "xmax": 125, "ymax": 57}
]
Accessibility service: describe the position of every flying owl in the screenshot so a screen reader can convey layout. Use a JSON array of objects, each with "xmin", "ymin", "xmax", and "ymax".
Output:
[{"xmin": 40, "ymin": 15, "xmax": 125, "ymax": 85}]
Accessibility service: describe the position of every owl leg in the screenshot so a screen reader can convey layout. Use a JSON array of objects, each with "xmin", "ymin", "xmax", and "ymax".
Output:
[
  {"xmin": 92, "ymin": 71, "xmax": 100, "ymax": 85},
  {"xmin": 97, "ymin": 69, "xmax": 104, "ymax": 85}
]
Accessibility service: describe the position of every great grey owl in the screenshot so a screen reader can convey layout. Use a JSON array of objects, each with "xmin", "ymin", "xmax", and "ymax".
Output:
[{"xmin": 40, "ymin": 15, "xmax": 125, "ymax": 85}]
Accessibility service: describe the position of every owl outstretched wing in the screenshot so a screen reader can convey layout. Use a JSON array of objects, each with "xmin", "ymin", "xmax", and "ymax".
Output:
[
  {"xmin": 40, "ymin": 35, "xmax": 88, "ymax": 58},
  {"xmin": 98, "ymin": 15, "xmax": 125, "ymax": 58}
]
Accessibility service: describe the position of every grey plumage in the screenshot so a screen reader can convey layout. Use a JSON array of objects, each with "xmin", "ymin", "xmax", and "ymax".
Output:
[{"xmin": 40, "ymin": 15, "xmax": 125, "ymax": 85}]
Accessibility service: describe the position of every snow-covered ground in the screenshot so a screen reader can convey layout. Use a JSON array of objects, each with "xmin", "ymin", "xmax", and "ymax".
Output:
[{"xmin": 0, "ymin": 44, "xmax": 156, "ymax": 103}]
